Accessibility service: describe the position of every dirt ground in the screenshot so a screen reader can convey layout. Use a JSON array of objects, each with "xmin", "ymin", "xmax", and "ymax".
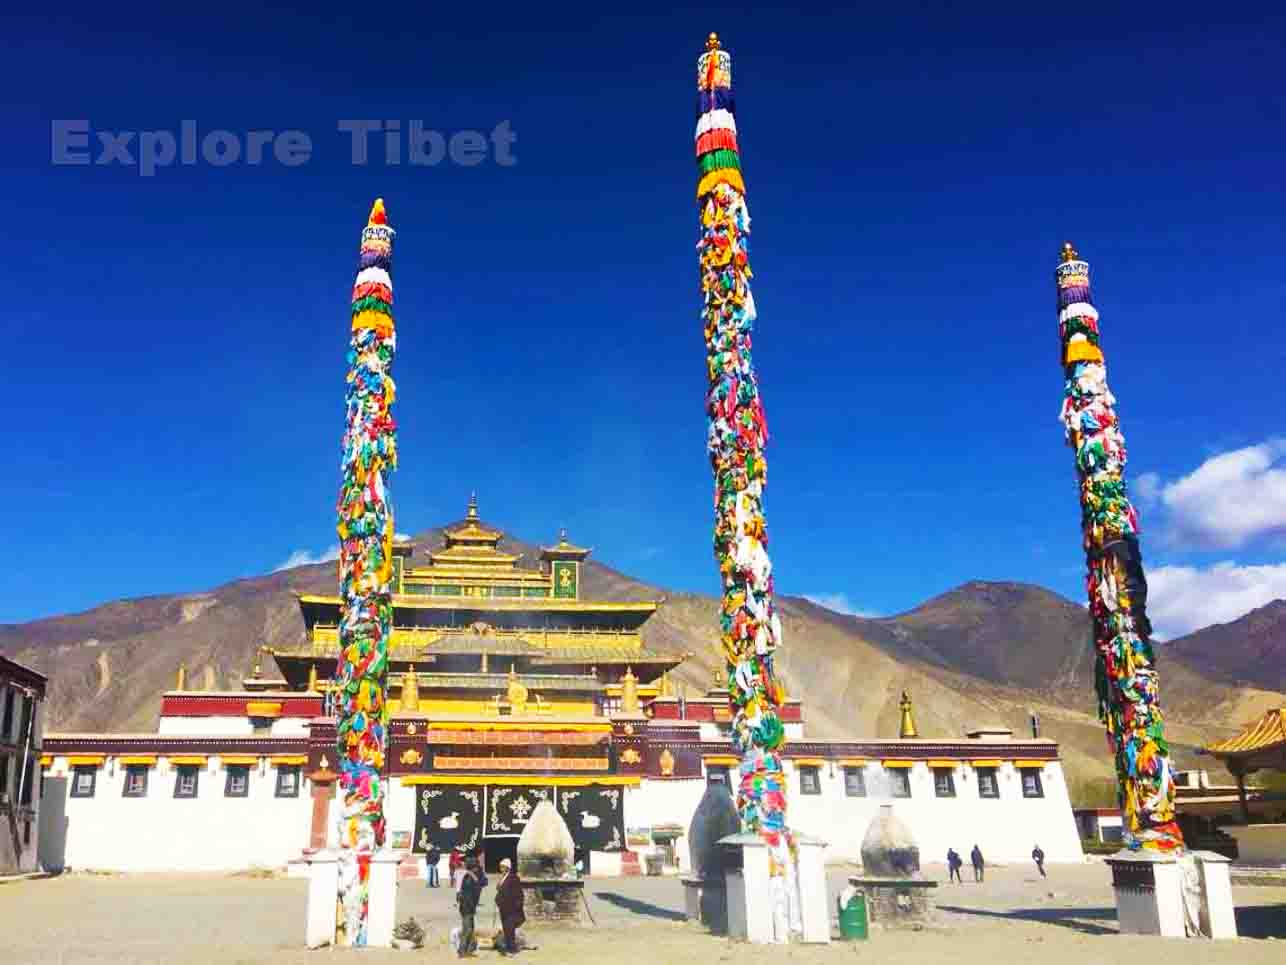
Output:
[{"xmin": 1, "ymin": 861, "xmax": 1283, "ymax": 964}]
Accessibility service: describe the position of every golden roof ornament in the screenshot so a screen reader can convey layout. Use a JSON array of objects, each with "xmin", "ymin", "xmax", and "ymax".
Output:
[
  {"xmin": 1060, "ymin": 241, "xmax": 1079, "ymax": 264},
  {"xmin": 706, "ymin": 31, "xmax": 720, "ymax": 51},
  {"xmin": 402, "ymin": 663, "xmax": 421, "ymax": 711},
  {"xmin": 175, "ymin": 662, "xmax": 187, "ymax": 691},
  {"xmin": 466, "ymin": 492, "xmax": 479, "ymax": 521},
  {"xmin": 307, "ymin": 664, "xmax": 319, "ymax": 693},
  {"xmin": 898, "ymin": 690, "xmax": 919, "ymax": 739},
  {"xmin": 621, "ymin": 665, "xmax": 640, "ymax": 713},
  {"xmin": 250, "ymin": 647, "xmax": 263, "ymax": 678}
]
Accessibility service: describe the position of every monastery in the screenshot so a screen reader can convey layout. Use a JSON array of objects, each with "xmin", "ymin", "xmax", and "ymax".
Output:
[{"xmin": 38, "ymin": 497, "xmax": 1084, "ymax": 875}]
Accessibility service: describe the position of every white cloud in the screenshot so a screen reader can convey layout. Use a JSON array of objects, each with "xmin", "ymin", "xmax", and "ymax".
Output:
[
  {"xmin": 1134, "ymin": 472, "xmax": 1161, "ymax": 509},
  {"xmin": 1147, "ymin": 561, "xmax": 1286, "ymax": 637},
  {"xmin": 1147, "ymin": 440, "xmax": 1286, "ymax": 549},
  {"xmin": 802, "ymin": 593, "xmax": 880, "ymax": 618},
  {"xmin": 274, "ymin": 545, "xmax": 340, "ymax": 571}
]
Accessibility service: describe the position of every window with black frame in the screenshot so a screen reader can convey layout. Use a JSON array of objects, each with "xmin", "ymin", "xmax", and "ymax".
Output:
[
  {"xmin": 976, "ymin": 767, "xmax": 999, "ymax": 799},
  {"xmin": 888, "ymin": 767, "xmax": 912, "ymax": 798},
  {"xmin": 1021, "ymin": 768, "xmax": 1044, "ymax": 798},
  {"xmin": 933, "ymin": 768, "xmax": 956, "ymax": 798},
  {"xmin": 174, "ymin": 765, "xmax": 200, "ymax": 798},
  {"xmin": 275, "ymin": 765, "xmax": 301, "ymax": 798},
  {"xmin": 799, "ymin": 766, "xmax": 821, "ymax": 795},
  {"xmin": 70, "ymin": 765, "xmax": 97, "ymax": 798},
  {"xmin": 225, "ymin": 765, "xmax": 250, "ymax": 798},
  {"xmin": 123, "ymin": 764, "xmax": 149, "ymax": 798},
  {"xmin": 843, "ymin": 766, "xmax": 866, "ymax": 797}
]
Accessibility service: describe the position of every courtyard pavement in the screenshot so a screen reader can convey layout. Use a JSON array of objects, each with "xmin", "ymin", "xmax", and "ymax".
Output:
[{"xmin": 0, "ymin": 861, "xmax": 1282, "ymax": 964}]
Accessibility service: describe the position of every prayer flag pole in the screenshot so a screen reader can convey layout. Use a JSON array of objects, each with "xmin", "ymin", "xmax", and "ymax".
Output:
[
  {"xmin": 1055, "ymin": 242, "xmax": 1183, "ymax": 853},
  {"xmin": 696, "ymin": 33, "xmax": 794, "ymax": 873},
  {"xmin": 334, "ymin": 198, "xmax": 399, "ymax": 942}
]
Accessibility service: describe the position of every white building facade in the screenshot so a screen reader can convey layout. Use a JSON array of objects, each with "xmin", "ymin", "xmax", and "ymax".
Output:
[{"xmin": 41, "ymin": 685, "xmax": 1083, "ymax": 874}]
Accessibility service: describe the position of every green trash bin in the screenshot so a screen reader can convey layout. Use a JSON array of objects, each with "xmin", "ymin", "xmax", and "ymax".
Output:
[{"xmin": 838, "ymin": 893, "xmax": 868, "ymax": 940}]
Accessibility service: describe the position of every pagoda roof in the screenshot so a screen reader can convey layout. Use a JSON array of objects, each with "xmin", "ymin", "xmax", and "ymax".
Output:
[
  {"xmin": 1204, "ymin": 707, "xmax": 1286, "ymax": 769},
  {"xmin": 414, "ymin": 672, "xmax": 601, "ymax": 692},
  {"xmin": 298, "ymin": 593, "xmax": 658, "ymax": 615}
]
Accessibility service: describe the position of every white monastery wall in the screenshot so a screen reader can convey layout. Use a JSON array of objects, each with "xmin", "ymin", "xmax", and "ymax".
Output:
[
  {"xmin": 157, "ymin": 716, "xmax": 254, "ymax": 736},
  {"xmin": 628, "ymin": 761, "xmax": 1082, "ymax": 869},
  {"xmin": 41, "ymin": 754, "xmax": 312, "ymax": 872}
]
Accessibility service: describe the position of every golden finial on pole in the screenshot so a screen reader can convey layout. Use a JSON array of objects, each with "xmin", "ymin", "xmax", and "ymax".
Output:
[
  {"xmin": 401, "ymin": 663, "xmax": 421, "ymax": 712},
  {"xmin": 1061, "ymin": 241, "xmax": 1079, "ymax": 264},
  {"xmin": 706, "ymin": 32, "xmax": 721, "ymax": 51},
  {"xmin": 307, "ymin": 663, "xmax": 319, "ymax": 693},
  {"xmin": 621, "ymin": 666, "xmax": 640, "ymax": 713},
  {"xmin": 175, "ymin": 662, "xmax": 186, "ymax": 691}
]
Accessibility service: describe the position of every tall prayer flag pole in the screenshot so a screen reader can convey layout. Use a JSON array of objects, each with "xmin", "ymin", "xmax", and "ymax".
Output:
[
  {"xmin": 1056, "ymin": 243, "xmax": 1183, "ymax": 852},
  {"xmin": 696, "ymin": 34, "xmax": 793, "ymax": 872},
  {"xmin": 335, "ymin": 198, "xmax": 399, "ymax": 941}
]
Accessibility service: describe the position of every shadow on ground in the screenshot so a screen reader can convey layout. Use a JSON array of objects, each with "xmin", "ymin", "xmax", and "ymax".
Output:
[
  {"xmin": 593, "ymin": 892, "xmax": 687, "ymax": 921},
  {"xmin": 937, "ymin": 904, "xmax": 1118, "ymax": 936},
  {"xmin": 1237, "ymin": 904, "xmax": 1286, "ymax": 939}
]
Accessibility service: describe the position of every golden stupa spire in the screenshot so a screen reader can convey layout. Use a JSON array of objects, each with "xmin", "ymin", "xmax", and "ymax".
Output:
[
  {"xmin": 401, "ymin": 663, "xmax": 420, "ymax": 711},
  {"xmin": 706, "ymin": 31, "xmax": 720, "ymax": 51},
  {"xmin": 621, "ymin": 666, "xmax": 640, "ymax": 713},
  {"xmin": 466, "ymin": 492, "xmax": 479, "ymax": 521},
  {"xmin": 1060, "ymin": 240, "xmax": 1079, "ymax": 264},
  {"xmin": 175, "ymin": 662, "xmax": 187, "ymax": 691},
  {"xmin": 898, "ymin": 690, "xmax": 919, "ymax": 739}
]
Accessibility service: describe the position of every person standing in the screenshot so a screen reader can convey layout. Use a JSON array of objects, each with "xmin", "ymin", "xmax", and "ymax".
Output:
[
  {"xmin": 449, "ymin": 848, "xmax": 464, "ymax": 890},
  {"xmin": 495, "ymin": 858, "xmax": 526, "ymax": 956},
  {"xmin": 1032, "ymin": 844, "xmax": 1046, "ymax": 878},
  {"xmin": 456, "ymin": 855, "xmax": 483, "ymax": 958},
  {"xmin": 946, "ymin": 848, "xmax": 963, "ymax": 883},
  {"xmin": 426, "ymin": 845, "xmax": 441, "ymax": 888},
  {"xmin": 970, "ymin": 845, "xmax": 984, "ymax": 882}
]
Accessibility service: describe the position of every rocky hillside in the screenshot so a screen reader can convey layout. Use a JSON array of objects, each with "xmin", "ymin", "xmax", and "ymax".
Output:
[
  {"xmin": 3, "ymin": 519, "xmax": 1282, "ymax": 791},
  {"xmin": 1165, "ymin": 599, "xmax": 1286, "ymax": 692}
]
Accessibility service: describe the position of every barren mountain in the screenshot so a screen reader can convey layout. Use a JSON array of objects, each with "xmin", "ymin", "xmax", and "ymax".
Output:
[
  {"xmin": 1164, "ymin": 599, "xmax": 1286, "ymax": 692},
  {"xmin": 3, "ymin": 519, "xmax": 1282, "ymax": 791}
]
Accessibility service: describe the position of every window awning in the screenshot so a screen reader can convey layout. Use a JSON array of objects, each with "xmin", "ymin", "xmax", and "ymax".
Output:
[
  {"xmin": 220, "ymin": 754, "xmax": 260, "ymax": 765},
  {"xmin": 882, "ymin": 760, "xmax": 914, "ymax": 768},
  {"xmin": 168, "ymin": 755, "xmax": 209, "ymax": 765},
  {"xmin": 970, "ymin": 759, "xmax": 1002, "ymax": 768},
  {"xmin": 66, "ymin": 754, "xmax": 105, "ymax": 766},
  {"xmin": 117, "ymin": 755, "xmax": 157, "ymax": 766},
  {"xmin": 270, "ymin": 755, "xmax": 308, "ymax": 765},
  {"xmin": 1014, "ymin": 760, "xmax": 1047, "ymax": 769}
]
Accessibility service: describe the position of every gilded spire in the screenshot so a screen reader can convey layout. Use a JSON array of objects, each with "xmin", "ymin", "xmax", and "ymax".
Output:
[
  {"xmin": 706, "ymin": 31, "xmax": 720, "ymax": 51},
  {"xmin": 621, "ymin": 666, "xmax": 640, "ymax": 713},
  {"xmin": 898, "ymin": 690, "xmax": 919, "ymax": 739},
  {"xmin": 1060, "ymin": 240, "xmax": 1079, "ymax": 264},
  {"xmin": 307, "ymin": 663, "xmax": 319, "ymax": 693},
  {"xmin": 401, "ymin": 664, "xmax": 420, "ymax": 712},
  {"xmin": 176, "ymin": 662, "xmax": 187, "ymax": 691},
  {"xmin": 466, "ymin": 492, "xmax": 479, "ymax": 521}
]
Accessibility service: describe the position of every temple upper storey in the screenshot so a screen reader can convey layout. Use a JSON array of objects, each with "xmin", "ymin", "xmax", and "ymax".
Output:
[{"xmin": 273, "ymin": 496, "xmax": 683, "ymax": 691}]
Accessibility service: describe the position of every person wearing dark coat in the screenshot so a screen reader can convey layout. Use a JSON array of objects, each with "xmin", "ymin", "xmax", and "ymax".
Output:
[
  {"xmin": 1032, "ymin": 844, "xmax": 1046, "ymax": 878},
  {"xmin": 970, "ymin": 845, "xmax": 984, "ymax": 882},
  {"xmin": 946, "ymin": 848, "xmax": 963, "ymax": 883},
  {"xmin": 456, "ymin": 857, "xmax": 483, "ymax": 958},
  {"xmin": 494, "ymin": 858, "xmax": 526, "ymax": 955},
  {"xmin": 426, "ymin": 846, "xmax": 442, "ymax": 888}
]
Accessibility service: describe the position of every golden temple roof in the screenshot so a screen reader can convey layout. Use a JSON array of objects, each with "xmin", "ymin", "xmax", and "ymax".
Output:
[
  {"xmin": 442, "ymin": 493, "xmax": 505, "ymax": 545},
  {"xmin": 1205, "ymin": 707, "xmax": 1286, "ymax": 758}
]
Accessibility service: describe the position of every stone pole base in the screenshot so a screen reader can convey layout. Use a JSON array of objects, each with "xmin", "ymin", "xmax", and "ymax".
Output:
[
  {"xmin": 1104, "ymin": 849, "xmax": 1238, "ymax": 939},
  {"xmin": 719, "ymin": 832, "xmax": 830, "ymax": 944},
  {"xmin": 304, "ymin": 849, "xmax": 339, "ymax": 948},
  {"xmin": 365, "ymin": 850, "xmax": 402, "ymax": 947}
]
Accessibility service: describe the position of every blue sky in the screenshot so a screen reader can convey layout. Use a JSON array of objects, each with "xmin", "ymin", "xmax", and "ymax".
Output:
[{"xmin": 3, "ymin": 3, "xmax": 1284, "ymax": 637}]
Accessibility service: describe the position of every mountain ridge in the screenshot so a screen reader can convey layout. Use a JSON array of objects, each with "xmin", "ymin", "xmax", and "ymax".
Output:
[{"xmin": 4, "ymin": 519, "xmax": 1282, "ymax": 788}]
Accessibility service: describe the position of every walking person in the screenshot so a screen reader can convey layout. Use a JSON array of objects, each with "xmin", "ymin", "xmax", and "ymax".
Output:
[
  {"xmin": 946, "ymin": 848, "xmax": 963, "ymax": 883},
  {"xmin": 455, "ymin": 855, "xmax": 484, "ymax": 958},
  {"xmin": 1032, "ymin": 844, "xmax": 1046, "ymax": 878},
  {"xmin": 494, "ymin": 858, "xmax": 526, "ymax": 956},
  {"xmin": 970, "ymin": 844, "xmax": 984, "ymax": 882},
  {"xmin": 426, "ymin": 845, "xmax": 441, "ymax": 888}
]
